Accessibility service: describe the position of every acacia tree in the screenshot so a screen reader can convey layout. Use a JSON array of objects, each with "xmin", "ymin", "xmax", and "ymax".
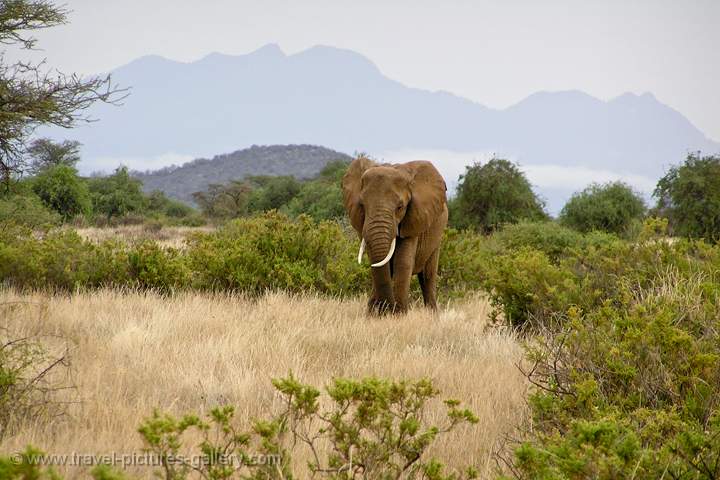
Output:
[
  {"xmin": 0, "ymin": 0, "xmax": 124, "ymax": 190},
  {"xmin": 26, "ymin": 137, "xmax": 81, "ymax": 174},
  {"xmin": 654, "ymin": 152, "xmax": 720, "ymax": 239},
  {"xmin": 450, "ymin": 158, "xmax": 547, "ymax": 232}
]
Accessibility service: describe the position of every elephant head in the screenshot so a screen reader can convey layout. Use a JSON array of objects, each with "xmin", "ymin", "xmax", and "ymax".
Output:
[{"xmin": 342, "ymin": 156, "xmax": 447, "ymax": 310}]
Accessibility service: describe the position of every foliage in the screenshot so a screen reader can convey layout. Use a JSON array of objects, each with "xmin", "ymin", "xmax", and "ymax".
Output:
[
  {"xmin": 186, "ymin": 212, "xmax": 366, "ymax": 295},
  {"xmin": 0, "ymin": 191, "xmax": 60, "ymax": 228},
  {"xmin": 31, "ymin": 164, "xmax": 91, "ymax": 220},
  {"xmin": 654, "ymin": 152, "xmax": 720, "ymax": 239},
  {"xmin": 450, "ymin": 158, "xmax": 547, "ymax": 232},
  {"xmin": 191, "ymin": 161, "xmax": 349, "ymax": 222},
  {"xmin": 503, "ymin": 272, "xmax": 720, "ymax": 479},
  {"xmin": 492, "ymin": 221, "xmax": 588, "ymax": 262},
  {"xmin": 284, "ymin": 161, "xmax": 348, "ymax": 221},
  {"xmin": 559, "ymin": 181, "xmax": 646, "ymax": 235},
  {"xmin": 26, "ymin": 137, "xmax": 81, "ymax": 175},
  {"xmin": 0, "ymin": 0, "xmax": 123, "ymax": 188},
  {"xmin": 88, "ymin": 167, "xmax": 147, "ymax": 220},
  {"xmin": 127, "ymin": 241, "xmax": 190, "ymax": 292},
  {"xmin": 0, "ymin": 446, "xmax": 128, "ymax": 480},
  {"xmin": 146, "ymin": 190, "xmax": 195, "ymax": 219},
  {"xmin": 192, "ymin": 181, "xmax": 251, "ymax": 220},
  {"xmin": 245, "ymin": 175, "xmax": 302, "ymax": 213},
  {"xmin": 136, "ymin": 374, "xmax": 478, "ymax": 480}
]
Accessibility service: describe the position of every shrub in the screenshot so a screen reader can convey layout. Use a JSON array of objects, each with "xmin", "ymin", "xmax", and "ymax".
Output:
[
  {"xmin": 32, "ymin": 164, "xmax": 91, "ymax": 220},
  {"xmin": 0, "ymin": 192, "xmax": 61, "ymax": 229},
  {"xmin": 245, "ymin": 176, "xmax": 301, "ymax": 213},
  {"xmin": 137, "ymin": 374, "xmax": 479, "ymax": 480},
  {"xmin": 88, "ymin": 166, "xmax": 146, "ymax": 220},
  {"xmin": 186, "ymin": 212, "xmax": 365, "ymax": 295},
  {"xmin": 504, "ymin": 271, "xmax": 720, "ymax": 479},
  {"xmin": 450, "ymin": 158, "xmax": 547, "ymax": 232},
  {"xmin": 127, "ymin": 241, "xmax": 190, "ymax": 291},
  {"xmin": 483, "ymin": 246, "xmax": 581, "ymax": 327},
  {"xmin": 492, "ymin": 221, "xmax": 588, "ymax": 263},
  {"xmin": 654, "ymin": 152, "xmax": 720, "ymax": 239},
  {"xmin": 0, "ymin": 225, "xmax": 130, "ymax": 290},
  {"xmin": 284, "ymin": 177, "xmax": 345, "ymax": 221},
  {"xmin": 559, "ymin": 181, "xmax": 646, "ymax": 235},
  {"xmin": 439, "ymin": 228, "xmax": 498, "ymax": 297}
]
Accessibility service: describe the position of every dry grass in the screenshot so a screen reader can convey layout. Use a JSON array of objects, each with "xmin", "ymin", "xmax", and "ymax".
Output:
[
  {"xmin": 74, "ymin": 225, "xmax": 214, "ymax": 248},
  {"xmin": 0, "ymin": 289, "xmax": 528, "ymax": 479}
]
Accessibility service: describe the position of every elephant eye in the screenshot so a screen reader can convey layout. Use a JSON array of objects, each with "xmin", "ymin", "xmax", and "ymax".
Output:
[{"xmin": 397, "ymin": 202, "xmax": 404, "ymax": 211}]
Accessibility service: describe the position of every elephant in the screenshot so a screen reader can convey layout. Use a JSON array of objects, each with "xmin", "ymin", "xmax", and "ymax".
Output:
[{"xmin": 341, "ymin": 156, "xmax": 448, "ymax": 314}]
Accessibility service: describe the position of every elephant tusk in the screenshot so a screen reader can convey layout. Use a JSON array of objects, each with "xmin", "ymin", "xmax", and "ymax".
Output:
[
  {"xmin": 371, "ymin": 237, "xmax": 396, "ymax": 268},
  {"xmin": 357, "ymin": 238, "xmax": 366, "ymax": 264}
]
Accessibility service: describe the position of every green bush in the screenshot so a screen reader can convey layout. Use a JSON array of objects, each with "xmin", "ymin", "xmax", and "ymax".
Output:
[
  {"xmin": 492, "ymin": 221, "xmax": 588, "ymax": 262},
  {"xmin": 88, "ymin": 166, "xmax": 146, "ymax": 220},
  {"xmin": 504, "ymin": 271, "xmax": 720, "ymax": 479},
  {"xmin": 186, "ymin": 212, "xmax": 366, "ymax": 295},
  {"xmin": 654, "ymin": 152, "xmax": 720, "ymax": 239},
  {"xmin": 450, "ymin": 158, "xmax": 547, "ymax": 232},
  {"xmin": 559, "ymin": 181, "xmax": 646, "ymax": 236},
  {"xmin": 32, "ymin": 164, "xmax": 91, "ymax": 220},
  {"xmin": 127, "ymin": 241, "xmax": 190, "ymax": 292},
  {"xmin": 0, "ymin": 192, "xmax": 61, "ymax": 228}
]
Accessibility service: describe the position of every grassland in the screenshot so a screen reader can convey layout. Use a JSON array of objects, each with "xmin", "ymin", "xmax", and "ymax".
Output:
[{"xmin": 1, "ymin": 288, "xmax": 527, "ymax": 479}]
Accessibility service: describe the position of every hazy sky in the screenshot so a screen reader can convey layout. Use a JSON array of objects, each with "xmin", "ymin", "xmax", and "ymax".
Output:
[{"xmin": 10, "ymin": 0, "xmax": 720, "ymax": 141}]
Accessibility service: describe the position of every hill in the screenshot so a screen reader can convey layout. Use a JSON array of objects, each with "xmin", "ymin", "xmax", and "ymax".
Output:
[{"xmin": 134, "ymin": 144, "xmax": 351, "ymax": 203}]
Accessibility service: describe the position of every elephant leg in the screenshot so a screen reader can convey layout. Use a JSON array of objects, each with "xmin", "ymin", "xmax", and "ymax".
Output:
[
  {"xmin": 419, "ymin": 247, "xmax": 440, "ymax": 310},
  {"xmin": 391, "ymin": 237, "xmax": 417, "ymax": 313},
  {"xmin": 368, "ymin": 263, "xmax": 395, "ymax": 315}
]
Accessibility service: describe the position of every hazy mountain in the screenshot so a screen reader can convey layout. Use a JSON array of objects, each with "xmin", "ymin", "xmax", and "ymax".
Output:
[
  {"xmin": 60, "ymin": 44, "xmax": 718, "ymax": 187},
  {"xmin": 134, "ymin": 144, "xmax": 351, "ymax": 203}
]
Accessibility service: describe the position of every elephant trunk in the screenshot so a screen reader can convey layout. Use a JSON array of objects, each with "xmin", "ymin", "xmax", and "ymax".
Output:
[{"xmin": 363, "ymin": 214, "xmax": 397, "ymax": 267}]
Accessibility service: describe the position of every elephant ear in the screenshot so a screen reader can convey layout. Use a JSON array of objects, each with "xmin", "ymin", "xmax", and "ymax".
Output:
[
  {"xmin": 341, "ymin": 155, "xmax": 376, "ymax": 235},
  {"xmin": 397, "ymin": 161, "xmax": 447, "ymax": 237}
]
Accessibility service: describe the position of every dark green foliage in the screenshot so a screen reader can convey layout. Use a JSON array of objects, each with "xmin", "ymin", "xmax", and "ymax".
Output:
[
  {"xmin": 654, "ymin": 152, "xmax": 720, "ymax": 239},
  {"xmin": 191, "ymin": 162, "xmax": 350, "ymax": 222},
  {"xmin": 245, "ymin": 175, "xmax": 301, "ymax": 213},
  {"xmin": 87, "ymin": 167, "xmax": 146, "ymax": 220},
  {"xmin": 284, "ymin": 161, "xmax": 348, "ymax": 221},
  {"xmin": 146, "ymin": 190, "xmax": 194, "ymax": 218},
  {"xmin": 31, "ymin": 164, "xmax": 91, "ymax": 220},
  {"xmin": 450, "ymin": 158, "xmax": 547, "ymax": 232},
  {"xmin": 559, "ymin": 181, "xmax": 646, "ymax": 235}
]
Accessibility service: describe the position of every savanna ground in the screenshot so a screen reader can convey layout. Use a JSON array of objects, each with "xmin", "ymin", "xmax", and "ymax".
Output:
[{"xmin": 1, "ymin": 226, "xmax": 527, "ymax": 479}]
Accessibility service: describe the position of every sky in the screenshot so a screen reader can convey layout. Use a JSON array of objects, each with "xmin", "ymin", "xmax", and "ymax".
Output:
[{"xmin": 10, "ymin": 0, "xmax": 720, "ymax": 141}]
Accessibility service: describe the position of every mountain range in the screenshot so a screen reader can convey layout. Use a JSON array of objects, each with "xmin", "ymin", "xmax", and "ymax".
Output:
[{"xmin": 48, "ymin": 44, "xmax": 719, "ymax": 210}]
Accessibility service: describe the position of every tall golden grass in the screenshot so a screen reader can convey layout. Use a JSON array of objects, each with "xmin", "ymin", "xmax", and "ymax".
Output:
[
  {"xmin": 74, "ymin": 225, "xmax": 214, "ymax": 248},
  {"xmin": 1, "ymin": 289, "xmax": 527, "ymax": 479}
]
